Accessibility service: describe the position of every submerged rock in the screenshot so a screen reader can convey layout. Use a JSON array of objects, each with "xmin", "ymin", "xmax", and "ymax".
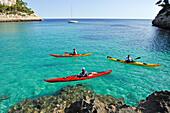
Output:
[
  {"xmin": 0, "ymin": 94, "xmax": 10, "ymax": 102},
  {"xmin": 8, "ymin": 84, "xmax": 124, "ymax": 113},
  {"xmin": 96, "ymin": 94, "xmax": 125, "ymax": 105},
  {"xmin": 8, "ymin": 84, "xmax": 170, "ymax": 113}
]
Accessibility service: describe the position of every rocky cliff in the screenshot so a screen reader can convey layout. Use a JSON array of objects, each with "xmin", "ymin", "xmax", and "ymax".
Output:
[
  {"xmin": 137, "ymin": 91, "xmax": 170, "ymax": 113},
  {"xmin": 152, "ymin": 0, "xmax": 170, "ymax": 29},
  {"xmin": 7, "ymin": 84, "xmax": 170, "ymax": 113},
  {"xmin": 0, "ymin": 0, "xmax": 16, "ymax": 6},
  {"xmin": 0, "ymin": 0, "xmax": 43, "ymax": 22},
  {"xmin": 0, "ymin": 13, "xmax": 43, "ymax": 22}
]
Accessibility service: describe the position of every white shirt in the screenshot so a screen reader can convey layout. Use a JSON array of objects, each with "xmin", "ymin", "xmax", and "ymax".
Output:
[
  {"xmin": 126, "ymin": 57, "xmax": 132, "ymax": 61},
  {"xmin": 73, "ymin": 51, "xmax": 77, "ymax": 54}
]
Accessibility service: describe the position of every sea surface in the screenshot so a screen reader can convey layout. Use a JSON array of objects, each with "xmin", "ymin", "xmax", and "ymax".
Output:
[{"xmin": 0, "ymin": 19, "xmax": 170, "ymax": 112}]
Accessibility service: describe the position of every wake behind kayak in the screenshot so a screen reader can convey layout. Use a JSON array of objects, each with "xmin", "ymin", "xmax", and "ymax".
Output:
[{"xmin": 44, "ymin": 70, "xmax": 112, "ymax": 83}]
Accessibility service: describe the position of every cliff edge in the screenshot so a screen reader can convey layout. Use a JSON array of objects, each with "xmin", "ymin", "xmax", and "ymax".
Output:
[
  {"xmin": 0, "ymin": 0, "xmax": 43, "ymax": 22},
  {"xmin": 152, "ymin": 0, "xmax": 170, "ymax": 29},
  {"xmin": 152, "ymin": 6, "xmax": 170, "ymax": 29}
]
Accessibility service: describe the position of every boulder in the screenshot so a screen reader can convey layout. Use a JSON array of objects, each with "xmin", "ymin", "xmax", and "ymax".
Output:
[
  {"xmin": 152, "ymin": 6, "xmax": 170, "ymax": 29},
  {"xmin": 137, "ymin": 91, "xmax": 170, "ymax": 113}
]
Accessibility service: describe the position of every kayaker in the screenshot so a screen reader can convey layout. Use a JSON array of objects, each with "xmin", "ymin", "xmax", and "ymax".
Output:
[
  {"xmin": 125, "ymin": 55, "xmax": 134, "ymax": 63},
  {"xmin": 72, "ymin": 49, "xmax": 77, "ymax": 55},
  {"xmin": 77, "ymin": 67, "xmax": 88, "ymax": 77}
]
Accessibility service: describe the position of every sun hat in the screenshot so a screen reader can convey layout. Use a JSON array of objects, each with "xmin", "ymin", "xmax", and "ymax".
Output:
[{"xmin": 81, "ymin": 67, "xmax": 85, "ymax": 70}]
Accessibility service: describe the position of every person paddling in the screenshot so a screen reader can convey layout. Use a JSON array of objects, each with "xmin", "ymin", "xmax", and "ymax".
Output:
[
  {"xmin": 70, "ymin": 49, "xmax": 77, "ymax": 55},
  {"xmin": 65, "ymin": 49, "xmax": 77, "ymax": 55},
  {"xmin": 73, "ymin": 49, "xmax": 77, "ymax": 55},
  {"xmin": 125, "ymin": 55, "xmax": 134, "ymax": 63},
  {"xmin": 77, "ymin": 67, "xmax": 88, "ymax": 77}
]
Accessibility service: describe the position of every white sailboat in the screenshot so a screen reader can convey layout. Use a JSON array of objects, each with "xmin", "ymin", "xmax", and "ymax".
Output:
[
  {"xmin": 68, "ymin": 6, "xmax": 78, "ymax": 23},
  {"xmin": 68, "ymin": 20, "xmax": 78, "ymax": 23}
]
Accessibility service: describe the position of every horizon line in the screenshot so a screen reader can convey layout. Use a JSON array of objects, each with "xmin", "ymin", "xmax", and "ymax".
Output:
[{"xmin": 42, "ymin": 17, "xmax": 153, "ymax": 20}]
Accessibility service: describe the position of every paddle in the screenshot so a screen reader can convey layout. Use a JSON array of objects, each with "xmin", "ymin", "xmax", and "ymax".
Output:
[
  {"xmin": 125, "ymin": 57, "xmax": 140, "ymax": 63},
  {"xmin": 134, "ymin": 57, "xmax": 141, "ymax": 60},
  {"xmin": 65, "ymin": 52, "xmax": 72, "ymax": 55}
]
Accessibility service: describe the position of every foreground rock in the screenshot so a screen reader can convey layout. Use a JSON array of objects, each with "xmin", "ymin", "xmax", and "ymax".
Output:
[
  {"xmin": 64, "ymin": 96, "xmax": 136, "ymax": 113},
  {"xmin": 152, "ymin": 6, "xmax": 170, "ymax": 29},
  {"xmin": 137, "ymin": 91, "xmax": 170, "ymax": 113},
  {"xmin": 8, "ymin": 84, "xmax": 170, "ymax": 113},
  {"xmin": 8, "ymin": 84, "xmax": 125, "ymax": 113},
  {"xmin": 0, "ymin": 13, "xmax": 43, "ymax": 22}
]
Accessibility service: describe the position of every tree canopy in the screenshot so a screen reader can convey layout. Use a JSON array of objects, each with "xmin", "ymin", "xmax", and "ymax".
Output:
[
  {"xmin": 156, "ymin": 0, "xmax": 170, "ymax": 7},
  {"xmin": 0, "ymin": 0, "xmax": 34, "ymax": 16}
]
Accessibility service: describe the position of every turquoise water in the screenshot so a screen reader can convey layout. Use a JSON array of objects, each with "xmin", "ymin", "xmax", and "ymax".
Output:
[{"xmin": 0, "ymin": 19, "xmax": 169, "ymax": 112}]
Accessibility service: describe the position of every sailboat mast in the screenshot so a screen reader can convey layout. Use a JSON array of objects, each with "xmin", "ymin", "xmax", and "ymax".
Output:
[
  {"xmin": 68, "ymin": 5, "xmax": 78, "ymax": 23},
  {"xmin": 71, "ymin": 5, "xmax": 72, "ymax": 19}
]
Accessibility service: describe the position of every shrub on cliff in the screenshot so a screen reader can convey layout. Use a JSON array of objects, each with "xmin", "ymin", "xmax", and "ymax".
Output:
[
  {"xmin": 0, "ymin": 3, "xmax": 8, "ymax": 12},
  {"xmin": 0, "ymin": 0, "xmax": 34, "ymax": 15},
  {"xmin": 156, "ymin": 0, "xmax": 170, "ymax": 7}
]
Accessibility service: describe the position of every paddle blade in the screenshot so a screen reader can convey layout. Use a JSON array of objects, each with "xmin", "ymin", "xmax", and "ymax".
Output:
[
  {"xmin": 135, "ymin": 57, "xmax": 141, "ymax": 60},
  {"xmin": 65, "ymin": 52, "xmax": 68, "ymax": 54}
]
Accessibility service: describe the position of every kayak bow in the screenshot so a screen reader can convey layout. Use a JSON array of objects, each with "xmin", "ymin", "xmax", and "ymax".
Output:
[
  {"xmin": 107, "ymin": 56, "xmax": 161, "ymax": 67},
  {"xmin": 49, "ymin": 52, "xmax": 93, "ymax": 57},
  {"xmin": 44, "ymin": 70, "xmax": 112, "ymax": 83}
]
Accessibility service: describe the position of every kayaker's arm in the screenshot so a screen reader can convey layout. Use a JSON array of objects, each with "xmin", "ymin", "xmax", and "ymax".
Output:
[
  {"xmin": 77, "ymin": 71, "xmax": 88, "ymax": 77},
  {"xmin": 82, "ymin": 71, "xmax": 88, "ymax": 77}
]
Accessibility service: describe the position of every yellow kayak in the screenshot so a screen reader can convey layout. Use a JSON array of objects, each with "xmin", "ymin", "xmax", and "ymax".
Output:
[{"xmin": 107, "ymin": 56, "xmax": 162, "ymax": 67}]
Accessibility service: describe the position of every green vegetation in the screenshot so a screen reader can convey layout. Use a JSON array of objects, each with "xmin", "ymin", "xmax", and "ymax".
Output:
[{"xmin": 0, "ymin": 0, "xmax": 34, "ymax": 16}]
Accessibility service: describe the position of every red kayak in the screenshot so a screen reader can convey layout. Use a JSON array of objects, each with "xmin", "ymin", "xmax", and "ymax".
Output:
[
  {"xmin": 49, "ymin": 52, "xmax": 93, "ymax": 57},
  {"xmin": 44, "ymin": 70, "xmax": 112, "ymax": 83}
]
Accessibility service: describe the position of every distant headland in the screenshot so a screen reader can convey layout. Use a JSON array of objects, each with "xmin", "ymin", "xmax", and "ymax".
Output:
[
  {"xmin": 152, "ymin": 0, "xmax": 170, "ymax": 29},
  {"xmin": 0, "ymin": 0, "xmax": 43, "ymax": 22}
]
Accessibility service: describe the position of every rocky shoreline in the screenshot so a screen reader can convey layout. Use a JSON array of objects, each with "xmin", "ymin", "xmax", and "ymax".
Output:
[
  {"xmin": 152, "ymin": 6, "xmax": 170, "ymax": 29},
  {"xmin": 0, "ymin": 13, "xmax": 43, "ymax": 22},
  {"xmin": 8, "ymin": 84, "xmax": 170, "ymax": 113}
]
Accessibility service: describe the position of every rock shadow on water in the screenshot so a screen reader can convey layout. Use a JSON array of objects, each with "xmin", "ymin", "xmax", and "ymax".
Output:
[
  {"xmin": 0, "ymin": 93, "xmax": 10, "ymax": 102},
  {"xmin": 150, "ymin": 27, "xmax": 170, "ymax": 52}
]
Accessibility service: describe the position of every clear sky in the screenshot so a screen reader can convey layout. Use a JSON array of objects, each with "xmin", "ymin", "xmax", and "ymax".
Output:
[{"xmin": 25, "ymin": 0, "xmax": 162, "ymax": 19}]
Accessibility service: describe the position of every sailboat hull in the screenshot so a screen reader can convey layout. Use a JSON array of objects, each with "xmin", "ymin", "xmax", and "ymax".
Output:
[{"xmin": 68, "ymin": 20, "xmax": 78, "ymax": 23}]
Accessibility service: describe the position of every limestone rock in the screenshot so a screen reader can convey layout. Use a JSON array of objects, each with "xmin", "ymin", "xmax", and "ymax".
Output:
[
  {"xmin": 0, "ymin": 0, "xmax": 16, "ymax": 6},
  {"xmin": 137, "ymin": 91, "xmax": 170, "ymax": 113},
  {"xmin": 7, "ymin": 84, "xmax": 170, "ymax": 113},
  {"xmin": 116, "ymin": 104, "xmax": 137, "ymax": 113},
  {"xmin": 152, "ymin": 6, "xmax": 170, "ymax": 29},
  {"xmin": 0, "ymin": 13, "xmax": 43, "ymax": 22},
  {"xmin": 64, "ymin": 96, "xmax": 109, "ymax": 113}
]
